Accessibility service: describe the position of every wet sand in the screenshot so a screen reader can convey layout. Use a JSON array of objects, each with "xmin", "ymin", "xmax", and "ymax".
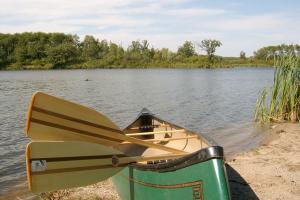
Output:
[
  {"xmin": 227, "ymin": 123, "xmax": 300, "ymax": 200},
  {"xmin": 3, "ymin": 123, "xmax": 299, "ymax": 200}
]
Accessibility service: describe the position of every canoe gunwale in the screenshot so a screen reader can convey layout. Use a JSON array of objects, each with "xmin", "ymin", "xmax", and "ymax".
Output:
[{"xmin": 130, "ymin": 146, "xmax": 224, "ymax": 173}]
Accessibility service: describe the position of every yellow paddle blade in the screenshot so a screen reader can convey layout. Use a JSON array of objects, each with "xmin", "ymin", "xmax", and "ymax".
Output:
[
  {"xmin": 26, "ymin": 141, "xmax": 132, "ymax": 193},
  {"xmin": 25, "ymin": 92, "xmax": 123, "ymax": 147},
  {"xmin": 25, "ymin": 92, "xmax": 186, "ymax": 154},
  {"xmin": 26, "ymin": 141, "xmax": 185, "ymax": 193}
]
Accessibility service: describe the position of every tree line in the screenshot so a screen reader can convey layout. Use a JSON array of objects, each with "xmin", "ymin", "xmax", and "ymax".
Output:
[
  {"xmin": 0, "ymin": 32, "xmax": 297, "ymax": 70},
  {"xmin": 254, "ymin": 44, "xmax": 300, "ymax": 60}
]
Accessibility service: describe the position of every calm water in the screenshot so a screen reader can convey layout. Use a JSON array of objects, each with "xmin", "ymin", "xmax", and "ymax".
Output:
[{"xmin": 0, "ymin": 68, "xmax": 273, "ymax": 197}]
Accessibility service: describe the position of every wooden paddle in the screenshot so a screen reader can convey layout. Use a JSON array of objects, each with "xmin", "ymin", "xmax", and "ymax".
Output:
[
  {"xmin": 25, "ymin": 92, "xmax": 185, "ymax": 154},
  {"xmin": 26, "ymin": 141, "xmax": 184, "ymax": 193}
]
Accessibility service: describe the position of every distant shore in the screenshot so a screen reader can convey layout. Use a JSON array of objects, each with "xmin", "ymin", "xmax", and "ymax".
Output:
[
  {"xmin": 1, "ymin": 63, "xmax": 272, "ymax": 71},
  {"xmin": 1, "ymin": 32, "xmax": 291, "ymax": 71}
]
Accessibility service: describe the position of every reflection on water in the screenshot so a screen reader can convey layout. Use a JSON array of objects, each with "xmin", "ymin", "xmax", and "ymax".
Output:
[{"xmin": 0, "ymin": 68, "xmax": 273, "ymax": 197}]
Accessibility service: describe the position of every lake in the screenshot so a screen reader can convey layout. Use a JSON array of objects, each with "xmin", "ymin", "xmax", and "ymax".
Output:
[{"xmin": 0, "ymin": 68, "xmax": 273, "ymax": 197}]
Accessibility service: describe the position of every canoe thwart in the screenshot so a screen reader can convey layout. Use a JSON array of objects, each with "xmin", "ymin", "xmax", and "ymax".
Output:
[
  {"xmin": 125, "ymin": 129, "xmax": 185, "ymax": 136},
  {"xmin": 121, "ymin": 135, "xmax": 198, "ymax": 144}
]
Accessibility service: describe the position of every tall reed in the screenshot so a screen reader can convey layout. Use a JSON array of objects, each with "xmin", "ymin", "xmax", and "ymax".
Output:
[{"xmin": 255, "ymin": 54, "xmax": 300, "ymax": 123}]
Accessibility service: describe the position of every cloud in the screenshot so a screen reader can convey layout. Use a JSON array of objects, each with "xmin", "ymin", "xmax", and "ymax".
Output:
[
  {"xmin": 0, "ymin": 22, "xmax": 81, "ymax": 33},
  {"xmin": 165, "ymin": 8, "xmax": 226, "ymax": 17},
  {"xmin": 211, "ymin": 15, "xmax": 286, "ymax": 31},
  {"xmin": 0, "ymin": 0, "xmax": 299, "ymax": 56}
]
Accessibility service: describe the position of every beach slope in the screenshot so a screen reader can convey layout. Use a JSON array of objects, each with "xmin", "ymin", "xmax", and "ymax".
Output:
[{"xmin": 228, "ymin": 123, "xmax": 300, "ymax": 200}]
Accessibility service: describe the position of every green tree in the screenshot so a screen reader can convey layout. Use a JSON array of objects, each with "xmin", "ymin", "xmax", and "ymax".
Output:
[
  {"xmin": 46, "ymin": 43, "xmax": 78, "ymax": 67},
  {"xmin": 98, "ymin": 40, "xmax": 110, "ymax": 58},
  {"xmin": 177, "ymin": 41, "xmax": 195, "ymax": 57},
  {"xmin": 14, "ymin": 46, "xmax": 28, "ymax": 64},
  {"xmin": 161, "ymin": 48, "xmax": 170, "ymax": 61},
  {"xmin": 81, "ymin": 35, "xmax": 100, "ymax": 60},
  {"xmin": 141, "ymin": 40, "xmax": 149, "ymax": 52},
  {"xmin": 254, "ymin": 44, "xmax": 299, "ymax": 60},
  {"xmin": 198, "ymin": 39, "xmax": 222, "ymax": 61},
  {"xmin": 103, "ymin": 42, "xmax": 124, "ymax": 65},
  {"xmin": 240, "ymin": 51, "xmax": 246, "ymax": 59},
  {"xmin": 0, "ymin": 46, "xmax": 6, "ymax": 67}
]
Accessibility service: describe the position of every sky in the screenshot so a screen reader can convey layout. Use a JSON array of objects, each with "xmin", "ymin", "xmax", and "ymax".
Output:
[{"xmin": 0, "ymin": 0, "xmax": 299, "ymax": 56}]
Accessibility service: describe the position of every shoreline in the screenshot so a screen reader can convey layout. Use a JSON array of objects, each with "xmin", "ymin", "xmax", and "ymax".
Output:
[
  {"xmin": 2, "ymin": 123, "xmax": 298, "ymax": 200},
  {"xmin": 227, "ymin": 123, "xmax": 300, "ymax": 199},
  {"xmin": 0, "ymin": 64, "xmax": 273, "ymax": 71}
]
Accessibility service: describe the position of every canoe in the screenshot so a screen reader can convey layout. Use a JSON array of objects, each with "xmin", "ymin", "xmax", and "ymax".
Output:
[
  {"xmin": 24, "ymin": 92, "xmax": 231, "ymax": 197},
  {"xmin": 112, "ymin": 108, "xmax": 231, "ymax": 200}
]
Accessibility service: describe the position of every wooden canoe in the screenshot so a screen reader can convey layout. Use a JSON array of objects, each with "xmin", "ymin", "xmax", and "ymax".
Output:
[{"xmin": 112, "ymin": 108, "xmax": 231, "ymax": 200}]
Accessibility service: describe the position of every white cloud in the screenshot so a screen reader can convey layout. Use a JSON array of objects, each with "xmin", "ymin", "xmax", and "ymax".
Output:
[
  {"xmin": 211, "ymin": 15, "xmax": 286, "ymax": 31},
  {"xmin": 0, "ymin": 22, "xmax": 81, "ymax": 33},
  {"xmin": 0, "ymin": 0, "xmax": 299, "ymax": 56},
  {"xmin": 166, "ymin": 8, "xmax": 226, "ymax": 16}
]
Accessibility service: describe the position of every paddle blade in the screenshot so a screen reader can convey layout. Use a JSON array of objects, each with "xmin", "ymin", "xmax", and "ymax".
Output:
[
  {"xmin": 25, "ymin": 92, "xmax": 124, "ymax": 146},
  {"xmin": 26, "ymin": 141, "xmax": 132, "ymax": 193},
  {"xmin": 25, "ymin": 92, "xmax": 186, "ymax": 154}
]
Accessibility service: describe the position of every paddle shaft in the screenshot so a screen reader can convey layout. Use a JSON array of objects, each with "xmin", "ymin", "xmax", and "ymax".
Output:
[{"xmin": 28, "ymin": 154, "xmax": 186, "ymax": 176}]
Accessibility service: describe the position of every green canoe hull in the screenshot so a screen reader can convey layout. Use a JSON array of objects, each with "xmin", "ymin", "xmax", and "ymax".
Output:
[{"xmin": 112, "ymin": 158, "xmax": 230, "ymax": 200}]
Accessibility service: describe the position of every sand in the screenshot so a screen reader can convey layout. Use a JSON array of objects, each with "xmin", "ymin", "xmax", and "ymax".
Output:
[
  {"xmin": 40, "ymin": 179, "xmax": 119, "ymax": 200},
  {"xmin": 227, "ymin": 123, "xmax": 300, "ymax": 200},
  {"xmin": 12, "ymin": 123, "xmax": 299, "ymax": 200}
]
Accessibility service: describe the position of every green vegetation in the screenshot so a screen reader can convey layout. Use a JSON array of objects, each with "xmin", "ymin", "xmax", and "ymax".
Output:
[
  {"xmin": 255, "ymin": 54, "xmax": 300, "ymax": 123},
  {"xmin": 240, "ymin": 51, "xmax": 246, "ymax": 59},
  {"xmin": 254, "ymin": 44, "xmax": 300, "ymax": 60},
  {"xmin": 0, "ymin": 32, "xmax": 298, "ymax": 70},
  {"xmin": 198, "ymin": 39, "xmax": 222, "ymax": 61}
]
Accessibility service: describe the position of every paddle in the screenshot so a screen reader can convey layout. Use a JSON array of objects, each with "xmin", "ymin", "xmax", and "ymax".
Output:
[
  {"xmin": 25, "ymin": 92, "xmax": 185, "ymax": 154},
  {"xmin": 26, "ymin": 141, "xmax": 184, "ymax": 193}
]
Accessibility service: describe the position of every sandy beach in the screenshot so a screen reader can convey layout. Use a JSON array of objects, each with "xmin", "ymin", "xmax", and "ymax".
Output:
[
  {"xmin": 5, "ymin": 123, "xmax": 299, "ymax": 200},
  {"xmin": 227, "ymin": 123, "xmax": 300, "ymax": 200}
]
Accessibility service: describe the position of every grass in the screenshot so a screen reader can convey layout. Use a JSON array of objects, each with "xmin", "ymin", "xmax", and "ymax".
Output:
[{"xmin": 254, "ymin": 54, "xmax": 300, "ymax": 123}]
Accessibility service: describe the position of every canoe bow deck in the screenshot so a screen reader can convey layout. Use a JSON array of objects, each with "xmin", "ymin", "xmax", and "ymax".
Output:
[{"xmin": 112, "ymin": 108, "xmax": 231, "ymax": 200}]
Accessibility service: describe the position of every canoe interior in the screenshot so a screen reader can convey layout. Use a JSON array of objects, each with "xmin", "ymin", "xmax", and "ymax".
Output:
[
  {"xmin": 112, "ymin": 109, "xmax": 230, "ymax": 200},
  {"xmin": 118, "ymin": 108, "xmax": 210, "ymax": 161}
]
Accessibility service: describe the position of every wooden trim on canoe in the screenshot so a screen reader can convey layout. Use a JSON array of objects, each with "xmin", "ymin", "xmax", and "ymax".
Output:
[
  {"xmin": 122, "ymin": 135, "xmax": 198, "ymax": 144},
  {"xmin": 145, "ymin": 136, "xmax": 198, "ymax": 142},
  {"xmin": 129, "ymin": 124, "xmax": 169, "ymax": 130},
  {"xmin": 125, "ymin": 129, "xmax": 185, "ymax": 136},
  {"xmin": 132, "ymin": 153, "xmax": 186, "ymax": 162}
]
